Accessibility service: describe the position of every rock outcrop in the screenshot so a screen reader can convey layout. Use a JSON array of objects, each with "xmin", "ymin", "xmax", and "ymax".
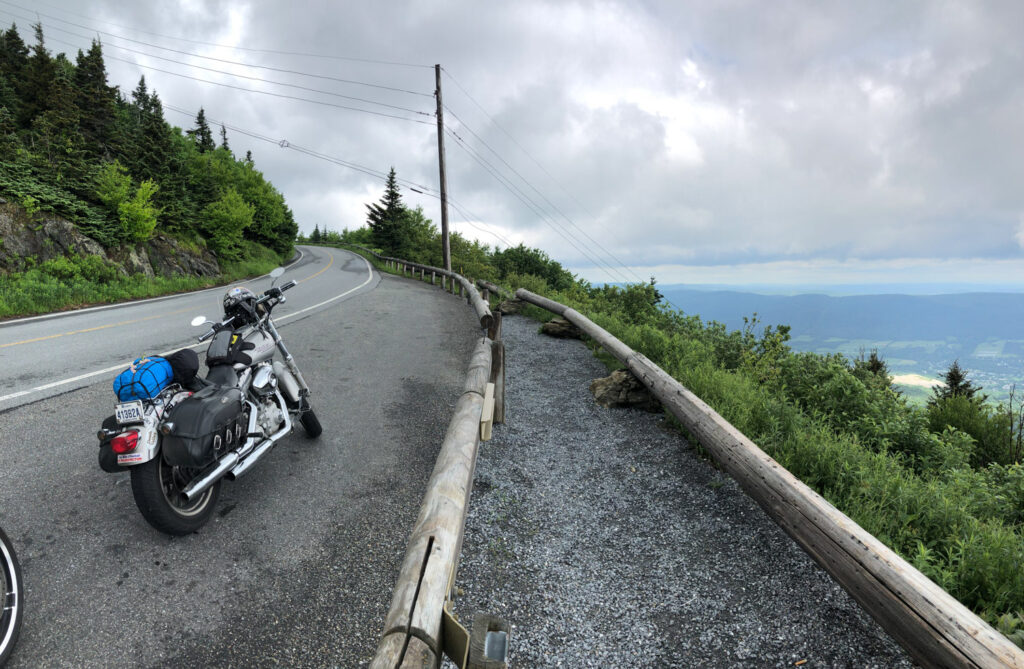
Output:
[
  {"xmin": 0, "ymin": 202, "xmax": 220, "ymax": 277},
  {"xmin": 590, "ymin": 369, "xmax": 662, "ymax": 412}
]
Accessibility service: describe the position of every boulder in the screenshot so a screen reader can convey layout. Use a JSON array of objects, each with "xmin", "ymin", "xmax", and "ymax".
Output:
[
  {"xmin": 590, "ymin": 369, "xmax": 661, "ymax": 412},
  {"xmin": 497, "ymin": 298, "xmax": 523, "ymax": 314},
  {"xmin": 541, "ymin": 316, "xmax": 582, "ymax": 339}
]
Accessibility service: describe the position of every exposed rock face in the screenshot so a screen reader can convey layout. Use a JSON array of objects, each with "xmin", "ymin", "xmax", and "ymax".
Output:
[
  {"xmin": 0, "ymin": 204, "xmax": 107, "ymax": 268},
  {"xmin": 541, "ymin": 316, "xmax": 582, "ymax": 339},
  {"xmin": 590, "ymin": 369, "xmax": 662, "ymax": 412},
  {"xmin": 147, "ymin": 234, "xmax": 220, "ymax": 277},
  {"xmin": 0, "ymin": 203, "xmax": 220, "ymax": 277}
]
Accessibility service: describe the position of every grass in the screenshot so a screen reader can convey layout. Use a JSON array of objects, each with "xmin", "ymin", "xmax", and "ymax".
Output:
[{"xmin": 0, "ymin": 240, "xmax": 284, "ymax": 319}]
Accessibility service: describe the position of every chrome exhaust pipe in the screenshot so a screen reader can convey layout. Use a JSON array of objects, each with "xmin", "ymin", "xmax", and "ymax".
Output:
[
  {"xmin": 181, "ymin": 401, "xmax": 259, "ymax": 502},
  {"xmin": 228, "ymin": 392, "xmax": 292, "ymax": 480}
]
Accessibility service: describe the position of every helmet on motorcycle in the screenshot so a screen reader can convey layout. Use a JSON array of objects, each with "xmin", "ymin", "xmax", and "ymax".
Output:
[{"xmin": 223, "ymin": 286, "xmax": 257, "ymax": 321}]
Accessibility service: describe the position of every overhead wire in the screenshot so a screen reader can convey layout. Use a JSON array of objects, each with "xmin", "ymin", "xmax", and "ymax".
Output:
[
  {"xmin": 161, "ymin": 104, "xmax": 517, "ymax": 249},
  {"xmin": 19, "ymin": 0, "xmax": 432, "ymax": 68},
  {"xmin": 19, "ymin": 18, "xmax": 433, "ymax": 117},
  {"xmin": 442, "ymin": 67, "xmax": 652, "ymax": 286},
  {"xmin": 0, "ymin": 0, "xmax": 433, "ymax": 95},
  {"xmin": 445, "ymin": 127, "xmax": 629, "ymax": 284}
]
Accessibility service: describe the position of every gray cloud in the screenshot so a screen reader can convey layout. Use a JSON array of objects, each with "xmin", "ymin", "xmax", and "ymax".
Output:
[{"xmin": 9, "ymin": 0, "xmax": 1024, "ymax": 284}]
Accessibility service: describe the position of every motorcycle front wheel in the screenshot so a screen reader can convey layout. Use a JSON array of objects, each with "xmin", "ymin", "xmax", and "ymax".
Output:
[
  {"xmin": 0, "ymin": 525, "xmax": 24, "ymax": 667},
  {"xmin": 130, "ymin": 456, "xmax": 221, "ymax": 536}
]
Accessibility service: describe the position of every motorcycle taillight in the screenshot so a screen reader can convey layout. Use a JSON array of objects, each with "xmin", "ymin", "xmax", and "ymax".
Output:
[{"xmin": 111, "ymin": 431, "xmax": 139, "ymax": 454}]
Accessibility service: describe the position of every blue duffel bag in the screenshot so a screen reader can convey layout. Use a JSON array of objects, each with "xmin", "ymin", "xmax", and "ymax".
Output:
[{"xmin": 113, "ymin": 356, "xmax": 174, "ymax": 401}]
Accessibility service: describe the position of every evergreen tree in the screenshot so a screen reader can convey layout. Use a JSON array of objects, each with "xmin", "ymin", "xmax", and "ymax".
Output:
[
  {"xmin": 73, "ymin": 40, "xmax": 115, "ymax": 157},
  {"xmin": 186, "ymin": 107, "xmax": 214, "ymax": 153},
  {"xmin": 18, "ymin": 23, "xmax": 55, "ymax": 126},
  {"xmin": 31, "ymin": 65, "xmax": 86, "ymax": 186},
  {"xmin": 244, "ymin": 149, "xmax": 253, "ymax": 164},
  {"xmin": 931, "ymin": 360, "xmax": 985, "ymax": 404},
  {"xmin": 310, "ymin": 224, "xmax": 321, "ymax": 242},
  {"xmin": 0, "ymin": 24, "xmax": 29, "ymax": 123},
  {"xmin": 219, "ymin": 123, "xmax": 230, "ymax": 152},
  {"xmin": 366, "ymin": 167, "xmax": 405, "ymax": 253}
]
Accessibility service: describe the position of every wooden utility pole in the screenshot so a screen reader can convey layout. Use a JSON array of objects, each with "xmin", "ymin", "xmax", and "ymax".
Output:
[{"xmin": 435, "ymin": 64, "xmax": 452, "ymax": 272}]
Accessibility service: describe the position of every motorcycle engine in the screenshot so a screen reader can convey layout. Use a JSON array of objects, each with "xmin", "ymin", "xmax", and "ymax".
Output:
[{"xmin": 257, "ymin": 397, "xmax": 285, "ymax": 434}]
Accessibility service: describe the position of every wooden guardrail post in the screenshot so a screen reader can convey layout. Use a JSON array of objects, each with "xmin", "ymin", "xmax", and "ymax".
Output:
[{"xmin": 514, "ymin": 287, "xmax": 1024, "ymax": 669}]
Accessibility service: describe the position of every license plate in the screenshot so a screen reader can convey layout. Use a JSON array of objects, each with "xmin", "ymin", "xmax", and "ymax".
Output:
[{"xmin": 115, "ymin": 401, "xmax": 144, "ymax": 424}]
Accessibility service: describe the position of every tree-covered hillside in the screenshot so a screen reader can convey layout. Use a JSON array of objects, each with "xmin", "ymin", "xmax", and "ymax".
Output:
[{"xmin": 0, "ymin": 22, "xmax": 297, "ymax": 264}]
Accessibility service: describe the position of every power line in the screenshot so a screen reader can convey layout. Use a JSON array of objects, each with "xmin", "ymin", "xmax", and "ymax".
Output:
[
  {"xmin": 161, "ymin": 105, "xmax": 516, "ymax": 250},
  {"xmin": 445, "ymin": 127, "xmax": 629, "ymax": 284},
  {"xmin": 442, "ymin": 67, "xmax": 651, "ymax": 286},
  {"xmin": 0, "ymin": 0, "xmax": 433, "ymax": 95},
  {"xmin": 21, "ymin": 20, "xmax": 433, "ymax": 117}
]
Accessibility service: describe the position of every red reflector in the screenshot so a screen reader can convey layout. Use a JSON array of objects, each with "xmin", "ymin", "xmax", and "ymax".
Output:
[{"xmin": 111, "ymin": 431, "xmax": 139, "ymax": 454}]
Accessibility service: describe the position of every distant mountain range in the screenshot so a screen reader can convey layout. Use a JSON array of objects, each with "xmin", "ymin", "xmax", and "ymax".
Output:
[{"xmin": 658, "ymin": 286, "xmax": 1024, "ymax": 399}]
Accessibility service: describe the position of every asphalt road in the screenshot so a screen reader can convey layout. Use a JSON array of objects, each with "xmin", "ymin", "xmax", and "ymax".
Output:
[{"xmin": 0, "ymin": 246, "xmax": 484, "ymax": 667}]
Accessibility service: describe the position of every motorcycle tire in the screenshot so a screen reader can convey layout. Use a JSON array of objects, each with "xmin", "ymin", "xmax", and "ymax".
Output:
[
  {"xmin": 130, "ymin": 454, "xmax": 221, "ymax": 536},
  {"xmin": 0, "ymin": 525, "xmax": 23, "ymax": 667},
  {"xmin": 299, "ymin": 399, "xmax": 322, "ymax": 438}
]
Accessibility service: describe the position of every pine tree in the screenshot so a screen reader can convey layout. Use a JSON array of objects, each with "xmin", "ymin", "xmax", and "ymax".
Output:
[
  {"xmin": 31, "ymin": 65, "xmax": 86, "ymax": 186},
  {"xmin": 244, "ymin": 149, "xmax": 253, "ymax": 164},
  {"xmin": 187, "ymin": 107, "xmax": 214, "ymax": 153},
  {"xmin": 18, "ymin": 23, "xmax": 56, "ymax": 126},
  {"xmin": 219, "ymin": 123, "xmax": 230, "ymax": 152},
  {"xmin": 366, "ymin": 167, "xmax": 405, "ymax": 253},
  {"xmin": 310, "ymin": 224, "xmax": 321, "ymax": 242},
  {"xmin": 73, "ymin": 40, "xmax": 115, "ymax": 158},
  {"xmin": 931, "ymin": 360, "xmax": 985, "ymax": 404},
  {"xmin": 0, "ymin": 25, "xmax": 29, "ymax": 118}
]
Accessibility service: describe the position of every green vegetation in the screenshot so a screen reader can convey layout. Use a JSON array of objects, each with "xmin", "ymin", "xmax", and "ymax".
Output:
[
  {"xmin": 0, "ymin": 242, "xmax": 280, "ymax": 318},
  {"xmin": 316, "ymin": 168, "xmax": 1024, "ymax": 646},
  {"xmin": 0, "ymin": 22, "xmax": 297, "ymax": 315}
]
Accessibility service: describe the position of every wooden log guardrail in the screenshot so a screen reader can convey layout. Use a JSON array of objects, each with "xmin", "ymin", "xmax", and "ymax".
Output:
[
  {"xmin": 515, "ymin": 287, "xmax": 1024, "ymax": 669},
  {"xmin": 343, "ymin": 244, "xmax": 493, "ymax": 331},
  {"xmin": 345, "ymin": 245, "xmax": 505, "ymax": 668}
]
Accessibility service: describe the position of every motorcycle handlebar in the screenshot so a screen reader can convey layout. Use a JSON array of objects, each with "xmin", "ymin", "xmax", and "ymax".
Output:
[{"xmin": 198, "ymin": 314, "xmax": 237, "ymax": 342}]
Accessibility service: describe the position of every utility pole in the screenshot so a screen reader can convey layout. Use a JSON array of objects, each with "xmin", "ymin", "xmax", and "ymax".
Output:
[{"xmin": 434, "ymin": 64, "xmax": 451, "ymax": 272}]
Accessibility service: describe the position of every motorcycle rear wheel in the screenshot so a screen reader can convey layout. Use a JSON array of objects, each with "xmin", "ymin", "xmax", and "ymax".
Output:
[
  {"xmin": 130, "ymin": 455, "xmax": 221, "ymax": 536},
  {"xmin": 0, "ymin": 525, "xmax": 24, "ymax": 666}
]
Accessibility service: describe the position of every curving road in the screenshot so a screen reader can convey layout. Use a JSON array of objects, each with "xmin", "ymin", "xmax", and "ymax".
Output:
[{"xmin": 0, "ymin": 246, "xmax": 484, "ymax": 667}]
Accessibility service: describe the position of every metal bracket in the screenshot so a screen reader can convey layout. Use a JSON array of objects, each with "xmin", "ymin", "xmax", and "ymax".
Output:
[{"xmin": 442, "ymin": 599, "xmax": 470, "ymax": 669}]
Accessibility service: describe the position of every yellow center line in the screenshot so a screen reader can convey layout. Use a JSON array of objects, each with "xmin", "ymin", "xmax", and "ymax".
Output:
[
  {"xmin": 1, "ymin": 248, "xmax": 337, "ymax": 350},
  {"xmin": 298, "ymin": 249, "xmax": 334, "ymax": 283},
  {"xmin": 0, "ymin": 306, "xmax": 194, "ymax": 349}
]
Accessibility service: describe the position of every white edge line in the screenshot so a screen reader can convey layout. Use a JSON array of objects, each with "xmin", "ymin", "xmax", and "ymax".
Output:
[
  {"xmin": 0, "ymin": 249, "xmax": 372, "ymax": 405},
  {"xmin": 0, "ymin": 247, "xmax": 306, "ymax": 328}
]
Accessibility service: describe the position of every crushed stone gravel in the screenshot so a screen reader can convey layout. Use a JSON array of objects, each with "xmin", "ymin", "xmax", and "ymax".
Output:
[{"xmin": 446, "ymin": 314, "xmax": 914, "ymax": 668}]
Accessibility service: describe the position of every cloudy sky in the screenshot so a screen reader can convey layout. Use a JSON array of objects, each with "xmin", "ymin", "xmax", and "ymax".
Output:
[{"xmin": 7, "ymin": 1, "xmax": 1024, "ymax": 287}]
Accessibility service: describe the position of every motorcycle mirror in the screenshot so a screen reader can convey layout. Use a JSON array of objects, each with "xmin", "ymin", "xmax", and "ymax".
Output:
[
  {"xmin": 190, "ymin": 315, "xmax": 208, "ymax": 327},
  {"xmin": 269, "ymin": 267, "xmax": 285, "ymax": 286}
]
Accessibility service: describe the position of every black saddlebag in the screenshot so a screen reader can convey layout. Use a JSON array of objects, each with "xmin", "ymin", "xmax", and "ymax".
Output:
[{"xmin": 162, "ymin": 386, "xmax": 246, "ymax": 467}]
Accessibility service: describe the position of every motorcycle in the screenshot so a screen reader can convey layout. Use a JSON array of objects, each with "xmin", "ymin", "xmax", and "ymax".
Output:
[
  {"xmin": 0, "ymin": 524, "xmax": 22, "ymax": 667},
  {"xmin": 97, "ymin": 267, "xmax": 322, "ymax": 535}
]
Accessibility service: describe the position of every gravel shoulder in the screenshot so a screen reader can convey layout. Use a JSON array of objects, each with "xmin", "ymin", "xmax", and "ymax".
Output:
[{"xmin": 447, "ymin": 314, "xmax": 914, "ymax": 668}]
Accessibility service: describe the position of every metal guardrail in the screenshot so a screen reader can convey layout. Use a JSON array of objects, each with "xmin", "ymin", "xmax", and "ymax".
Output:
[
  {"xmin": 347, "ymin": 244, "xmax": 504, "ymax": 668},
  {"xmin": 515, "ymin": 287, "xmax": 1024, "ymax": 669}
]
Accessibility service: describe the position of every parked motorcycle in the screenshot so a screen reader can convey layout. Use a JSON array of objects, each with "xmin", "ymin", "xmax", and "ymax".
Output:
[
  {"xmin": 97, "ymin": 268, "xmax": 322, "ymax": 535},
  {"xmin": 0, "ymin": 524, "xmax": 22, "ymax": 667}
]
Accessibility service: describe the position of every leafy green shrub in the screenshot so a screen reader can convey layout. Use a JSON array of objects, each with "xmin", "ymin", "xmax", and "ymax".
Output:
[
  {"xmin": 928, "ymin": 396, "xmax": 1014, "ymax": 467},
  {"xmin": 201, "ymin": 188, "xmax": 254, "ymax": 260}
]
